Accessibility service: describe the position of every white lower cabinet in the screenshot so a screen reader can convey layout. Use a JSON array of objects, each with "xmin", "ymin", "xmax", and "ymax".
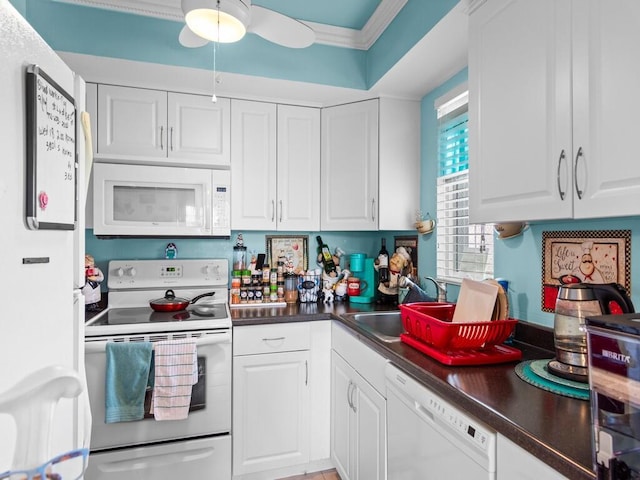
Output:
[
  {"xmin": 331, "ymin": 323, "xmax": 387, "ymax": 480},
  {"xmin": 232, "ymin": 321, "xmax": 331, "ymax": 479},
  {"xmin": 497, "ymin": 434, "xmax": 568, "ymax": 480}
]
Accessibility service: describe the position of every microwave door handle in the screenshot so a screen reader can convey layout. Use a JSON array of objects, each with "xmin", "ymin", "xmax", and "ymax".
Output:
[{"xmin": 84, "ymin": 332, "xmax": 231, "ymax": 353}]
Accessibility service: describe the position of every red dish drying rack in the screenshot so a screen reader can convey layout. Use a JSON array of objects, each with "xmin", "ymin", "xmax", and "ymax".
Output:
[{"xmin": 399, "ymin": 302, "xmax": 522, "ymax": 366}]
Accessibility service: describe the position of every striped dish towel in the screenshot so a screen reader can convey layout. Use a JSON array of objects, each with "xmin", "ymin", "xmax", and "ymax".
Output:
[{"xmin": 151, "ymin": 339, "xmax": 198, "ymax": 421}]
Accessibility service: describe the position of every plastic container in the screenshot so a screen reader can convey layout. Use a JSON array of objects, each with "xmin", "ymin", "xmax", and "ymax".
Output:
[{"xmin": 399, "ymin": 302, "xmax": 521, "ymax": 365}]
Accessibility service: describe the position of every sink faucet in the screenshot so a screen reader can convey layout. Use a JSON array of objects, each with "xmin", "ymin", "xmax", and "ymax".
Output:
[{"xmin": 424, "ymin": 277, "xmax": 447, "ymax": 303}]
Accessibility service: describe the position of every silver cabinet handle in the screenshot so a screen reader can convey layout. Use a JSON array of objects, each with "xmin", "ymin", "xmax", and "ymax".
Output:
[
  {"xmin": 305, "ymin": 360, "xmax": 308, "ymax": 386},
  {"xmin": 371, "ymin": 198, "xmax": 376, "ymax": 222},
  {"xmin": 574, "ymin": 146, "xmax": 584, "ymax": 199},
  {"xmin": 556, "ymin": 149, "xmax": 566, "ymax": 200},
  {"xmin": 160, "ymin": 126, "xmax": 164, "ymax": 150},
  {"xmin": 279, "ymin": 200, "xmax": 283, "ymax": 223},
  {"xmin": 170, "ymin": 127, "xmax": 174, "ymax": 151},
  {"xmin": 347, "ymin": 381, "xmax": 354, "ymax": 409},
  {"xmin": 261, "ymin": 336, "xmax": 285, "ymax": 342},
  {"xmin": 350, "ymin": 381, "xmax": 357, "ymax": 413},
  {"xmin": 271, "ymin": 200, "xmax": 275, "ymax": 222}
]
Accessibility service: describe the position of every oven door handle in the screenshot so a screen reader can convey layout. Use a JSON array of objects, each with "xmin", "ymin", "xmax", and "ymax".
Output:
[{"xmin": 84, "ymin": 332, "xmax": 231, "ymax": 353}]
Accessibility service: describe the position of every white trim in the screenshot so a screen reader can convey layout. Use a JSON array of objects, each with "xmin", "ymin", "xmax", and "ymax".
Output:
[
  {"xmin": 434, "ymin": 81, "xmax": 468, "ymax": 111},
  {"xmin": 58, "ymin": 52, "xmax": 376, "ymax": 106},
  {"xmin": 53, "ymin": 0, "xmax": 408, "ymax": 50}
]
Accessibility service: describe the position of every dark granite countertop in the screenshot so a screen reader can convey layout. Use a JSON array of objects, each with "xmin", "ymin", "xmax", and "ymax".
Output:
[{"xmin": 231, "ymin": 301, "xmax": 595, "ymax": 480}]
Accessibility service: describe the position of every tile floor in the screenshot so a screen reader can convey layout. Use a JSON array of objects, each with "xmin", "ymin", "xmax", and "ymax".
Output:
[{"xmin": 279, "ymin": 468, "xmax": 341, "ymax": 480}]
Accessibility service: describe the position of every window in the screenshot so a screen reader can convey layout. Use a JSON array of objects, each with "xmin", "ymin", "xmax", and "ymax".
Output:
[{"xmin": 435, "ymin": 87, "xmax": 494, "ymax": 282}]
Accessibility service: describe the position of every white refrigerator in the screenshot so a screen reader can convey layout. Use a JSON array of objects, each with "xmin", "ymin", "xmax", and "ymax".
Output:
[{"xmin": 0, "ymin": 0, "xmax": 89, "ymax": 472}]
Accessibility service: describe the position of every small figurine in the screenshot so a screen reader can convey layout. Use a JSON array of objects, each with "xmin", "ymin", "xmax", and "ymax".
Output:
[
  {"xmin": 377, "ymin": 246, "xmax": 413, "ymax": 298},
  {"xmin": 322, "ymin": 280, "xmax": 335, "ymax": 304},
  {"xmin": 83, "ymin": 254, "xmax": 104, "ymax": 312}
]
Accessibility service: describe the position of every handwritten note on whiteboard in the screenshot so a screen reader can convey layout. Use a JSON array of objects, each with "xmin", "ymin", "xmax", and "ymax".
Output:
[{"xmin": 25, "ymin": 64, "xmax": 76, "ymax": 230}]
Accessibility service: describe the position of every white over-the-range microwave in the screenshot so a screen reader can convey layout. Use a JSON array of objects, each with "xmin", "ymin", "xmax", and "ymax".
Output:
[{"xmin": 92, "ymin": 162, "xmax": 231, "ymax": 237}]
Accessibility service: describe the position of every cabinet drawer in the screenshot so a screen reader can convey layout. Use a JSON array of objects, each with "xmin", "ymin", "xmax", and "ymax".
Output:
[
  {"xmin": 332, "ymin": 321, "xmax": 387, "ymax": 395},
  {"xmin": 234, "ymin": 323, "xmax": 311, "ymax": 356}
]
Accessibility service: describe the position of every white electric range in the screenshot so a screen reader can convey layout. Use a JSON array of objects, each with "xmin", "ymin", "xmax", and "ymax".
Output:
[{"xmin": 84, "ymin": 259, "xmax": 232, "ymax": 480}]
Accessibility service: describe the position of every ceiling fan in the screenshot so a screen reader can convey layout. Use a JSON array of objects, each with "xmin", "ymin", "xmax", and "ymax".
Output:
[{"xmin": 179, "ymin": 0, "xmax": 315, "ymax": 48}]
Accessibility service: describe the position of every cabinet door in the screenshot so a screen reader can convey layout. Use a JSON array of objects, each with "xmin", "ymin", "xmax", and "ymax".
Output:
[
  {"xmin": 497, "ymin": 434, "xmax": 567, "ymax": 480},
  {"xmin": 97, "ymin": 85, "xmax": 167, "ymax": 158},
  {"xmin": 231, "ymin": 99, "xmax": 277, "ymax": 230},
  {"xmin": 233, "ymin": 350, "xmax": 310, "ymax": 475},
  {"xmin": 167, "ymin": 93, "xmax": 230, "ymax": 167},
  {"xmin": 321, "ymin": 100, "xmax": 379, "ymax": 230},
  {"xmin": 353, "ymin": 373, "xmax": 386, "ymax": 480},
  {"xmin": 572, "ymin": 0, "xmax": 640, "ymax": 218},
  {"xmin": 468, "ymin": 0, "xmax": 573, "ymax": 223},
  {"xmin": 378, "ymin": 98, "xmax": 421, "ymax": 230},
  {"xmin": 331, "ymin": 351, "xmax": 355, "ymax": 480},
  {"xmin": 277, "ymin": 105, "xmax": 320, "ymax": 231}
]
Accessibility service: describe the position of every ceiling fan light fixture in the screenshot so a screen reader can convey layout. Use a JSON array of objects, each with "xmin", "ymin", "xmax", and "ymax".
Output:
[{"xmin": 182, "ymin": 0, "xmax": 249, "ymax": 43}]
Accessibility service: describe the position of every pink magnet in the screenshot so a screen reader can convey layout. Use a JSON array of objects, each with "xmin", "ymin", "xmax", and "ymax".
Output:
[{"xmin": 39, "ymin": 191, "xmax": 48, "ymax": 210}]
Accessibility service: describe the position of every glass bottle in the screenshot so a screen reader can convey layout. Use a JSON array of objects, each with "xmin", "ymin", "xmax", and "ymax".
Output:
[
  {"xmin": 316, "ymin": 236, "xmax": 337, "ymax": 276},
  {"xmin": 378, "ymin": 238, "xmax": 390, "ymax": 284}
]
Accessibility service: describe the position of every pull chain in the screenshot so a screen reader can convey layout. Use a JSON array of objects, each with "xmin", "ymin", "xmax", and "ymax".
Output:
[{"xmin": 212, "ymin": 0, "xmax": 220, "ymax": 103}]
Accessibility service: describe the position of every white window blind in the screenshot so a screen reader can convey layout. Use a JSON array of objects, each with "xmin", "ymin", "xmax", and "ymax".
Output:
[{"xmin": 436, "ymin": 90, "xmax": 494, "ymax": 282}]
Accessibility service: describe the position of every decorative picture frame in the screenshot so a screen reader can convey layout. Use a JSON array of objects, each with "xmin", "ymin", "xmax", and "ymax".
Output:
[
  {"xmin": 541, "ymin": 230, "xmax": 631, "ymax": 312},
  {"xmin": 265, "ymin": 235, "xmax": 309, "ymax": 274}
]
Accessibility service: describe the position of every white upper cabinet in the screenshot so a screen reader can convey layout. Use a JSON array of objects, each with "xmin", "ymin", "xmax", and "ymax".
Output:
[
  {"xmin": 321, "ymin": 98, "xmax": 420, "ymax": 231},
  {"xmin": 321, "ymin": 99, "xmax": 379, "ymax": 231},
  {"xmin": 95, "ymin": 84, "xmax": 230, "ymax": 168},
  {"xmin": 167, "ymin": 92, "xmax": 230, "ymax": 166},
  {"xmin": 469, "ymin": 0, "xmax": 640, "ymax": 223},
  {"xmin": 231, "ymin": 100, "xmax": 320, "ymax": 231},
  {"xmin": 277, "ymin": 104, "xmax": 321, "ymax": 231},
  {"xmin": 378, "ymin": 97, "xmax": 421, "ymax": 230}
]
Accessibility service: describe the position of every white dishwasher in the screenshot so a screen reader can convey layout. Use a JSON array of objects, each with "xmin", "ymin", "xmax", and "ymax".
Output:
[{"xmin": 385, "ymin": 363, "xmax": 496, "ymax": 479}]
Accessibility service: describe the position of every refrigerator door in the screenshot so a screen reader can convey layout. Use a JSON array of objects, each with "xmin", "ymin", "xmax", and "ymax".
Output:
[{"xmin": 0, "ymin": 2, "xmax": 82, "ymax": 471}]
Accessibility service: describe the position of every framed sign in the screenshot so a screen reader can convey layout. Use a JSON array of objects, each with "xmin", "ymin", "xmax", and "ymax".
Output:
[
  {"xmin": 266, "ymin": 235, "xmax": 309, "ymax": 274},
  {"xmin": 25, "ymin": 64, "xmax": 76, "ymax": 230},
  {"xmin": 541, "ymin": 230, "xmax": 631, "ymax": 312}
]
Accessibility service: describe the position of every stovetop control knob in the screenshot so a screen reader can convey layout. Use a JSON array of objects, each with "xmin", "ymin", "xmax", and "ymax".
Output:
[
  {"xmin": 115, "ymin": 267, "xmax": 124, "ymax": 277},
  {"xmin": 127, "ymin": 267, "xmax": 137, "ymax": 277}
]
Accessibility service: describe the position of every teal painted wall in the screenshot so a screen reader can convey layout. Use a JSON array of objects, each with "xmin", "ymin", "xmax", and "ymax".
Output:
[
  {"xmin": 20, "ymin": 0, "xmax": 457, "ymax": 90},
  {"xmin": 86, "ymin": 230, "xmax": 408, "ymax": 292},
  {"xmin": 419, "ymin": 69, "xmax": 640, "ymax": 329}
]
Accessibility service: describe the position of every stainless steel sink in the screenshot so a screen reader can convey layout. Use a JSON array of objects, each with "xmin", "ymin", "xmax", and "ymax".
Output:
[{"xmin": 345, "ymin": 311, "xmax": 404, "ymax": 342}]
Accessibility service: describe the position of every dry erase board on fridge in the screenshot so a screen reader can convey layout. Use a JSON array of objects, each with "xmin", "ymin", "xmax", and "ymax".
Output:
[{"xmin": 25, "ymin": 64, "xmax": 77, "ymax": 230}]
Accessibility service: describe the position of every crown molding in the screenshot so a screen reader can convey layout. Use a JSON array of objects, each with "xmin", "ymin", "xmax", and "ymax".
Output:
[{"xmin": 53, "ymin": 0, "xmax": 407, "ymax": 49}]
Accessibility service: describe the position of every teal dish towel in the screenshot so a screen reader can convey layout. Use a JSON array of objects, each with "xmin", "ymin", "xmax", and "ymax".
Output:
[{"xmin": 105, "ymin": 342, "xmax": 153, "ymax": 423}]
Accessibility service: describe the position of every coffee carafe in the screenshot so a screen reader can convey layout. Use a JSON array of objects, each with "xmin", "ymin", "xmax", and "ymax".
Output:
[{"xmin": 549, "ymin": 283, "xmax": 634, "ymax": 382}]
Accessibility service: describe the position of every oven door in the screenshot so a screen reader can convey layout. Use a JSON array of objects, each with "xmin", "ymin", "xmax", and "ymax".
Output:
[
  {"xmin": 85, "ymin": 329, "xmax": 231, "ymax": 451},
  {"xmin": 92, "ymin": 162, "xmax": 230, "ymax": 237}
]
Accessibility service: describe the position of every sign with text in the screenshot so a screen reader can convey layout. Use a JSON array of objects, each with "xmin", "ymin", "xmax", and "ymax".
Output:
[
  {"xmin": 25, "ymin": 64, "xmax": 76, "ymax": 230},
  {"xmin": 541, "ymin": 230, "xmax": 631, "ymax": 312}
]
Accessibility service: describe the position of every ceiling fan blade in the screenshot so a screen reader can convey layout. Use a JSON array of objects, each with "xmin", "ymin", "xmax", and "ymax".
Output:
[
  {"xmin": 248, "ymin": 5, "xmax": 315, "ymax": 48},
  {"xmin": 179, "ymin": 24, "xmax": 209, "ymax": 48}
]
